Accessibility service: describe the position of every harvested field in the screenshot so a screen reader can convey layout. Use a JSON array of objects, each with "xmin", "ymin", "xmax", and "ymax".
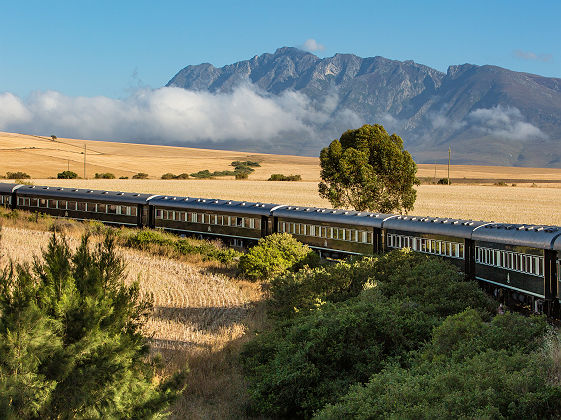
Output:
[
  {"xmin": 0, "ymin": 225, "xmax": 264, "ymax": 419},
  {"xmin": 32, "ymin": 178, "xmax": 561, "ymax": 226}
]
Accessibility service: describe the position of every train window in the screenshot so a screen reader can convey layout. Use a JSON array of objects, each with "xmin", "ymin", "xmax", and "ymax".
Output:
[
  {"xmin": 58, "ymin": 200, "xmax": 67, "ymax": 210},
  {"xmin": 76, "ymin": 202, "xmax": 85, "ymax": 211},
  {"xmin": 17, "ymin": 197, "xmax": 23, "ymax": 205},
  {"xmin": 459, "ymin": 244, "xmax": 464, "ymax": 259},
  {"xmin": 107, "ymin": 204, "xmax": 117, "ymax": 214},
  {"xmin": 38, "ymin": 199, "xmax": 46, "ymax": 208},
  {"xmin": 130, "ymin": 207, "xmax": 137, "ymax": 217},
  {"xmin": 99, "ymin": 203, "xmax": 107, "ymax": 213},
  {"xmin": 86, "ymin": 202, "xmax": 95, "ymax": 212},
  {"xmin": 67, "ymin": 201, "xmax": 76, "ymax": 211},
  {"xmin": 156, "ymin": 209, "xmax": 163, "ymax": 219},
  {"xmin": 47, "ymin": 199, "xmax": 56, "ymax": 208},
  {"xmin": 29, "ymin": 198, "xmax": 36, "ymax": 207}
]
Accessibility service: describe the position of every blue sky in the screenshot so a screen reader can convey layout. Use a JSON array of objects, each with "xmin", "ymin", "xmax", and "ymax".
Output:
[{"xmin": 1, "ymin": 0, "xmax": 560, "ymax": 98}]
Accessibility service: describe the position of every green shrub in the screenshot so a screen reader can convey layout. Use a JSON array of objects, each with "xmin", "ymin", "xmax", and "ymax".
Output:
[
  {"xmin": 57, "ymin": 170, "xmax": 78, "ymax": 179},
  {"xmin": 94, "ymin": 172, "xmax": 116, "ymax": 179},
  {"xmin": 235, "ymin": 172, "xmax": 249, "ymax": 180},
  {"xmin": 190, "ymin": 170, "xmax": 213, "ymax": 179},
  {"xmin": 317, "ymin": 310, "xmax": 556, "ymax": 420},
  {"xmin": 268, "ymin": 174, "xmax": 302, "ymax": 181},
  {"xmin": 437, "ymin": 178, "xmax": 450, "ymax": 185},
  {"xmin": 161, "ymin": 173, "xmax": 190, "ymax": 180},
  {"xmin": 119, "ymin": 176, "xmax": 129, "ymax": 179},
  {"xmin": 241, "ymin": 289, "xmax": 436, "ymax": 418},
  {"xmin": 231, "ymin": 160, "xmax": 260, "ymax": 168},
  {"xmin": 494, "ymin": 181, "xmax": 508, "ymax": 186},
  {"xmin": 132, "ymin": 172, "xmax": 148, "ymax": 179},
  {"xmin": 6, "ymin": 171, "xmax": 30, "ymax": 179},
  {"xmin": 238, "ymin": 233, "xmax": 319, "ymax": 280}
]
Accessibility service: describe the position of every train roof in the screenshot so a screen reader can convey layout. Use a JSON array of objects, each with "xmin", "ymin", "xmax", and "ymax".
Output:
[
  {"xmin": 0, "ymin": 182, "xmax": 21, "ymax": 194},
  {"xmin": 553, "ymin": 235, "xmax": 561, "ymax": 251},
  {"xmin": 472, "ymin": 223, "xmax": 561, "ymax": 249},
  {"xmin": 383, "ymin": 215, "xmax": 487, "ymax": 239},
  {"xmin": 15, "ymin": 184, "xmax": 156, "ymax": 204},
  {"xmin": 150, "ymin": 195, "xmax": 281, "ymax": 216},
  {"xmin": 272, "ymin": 206, "xmax": 393, "ymax": 228}
]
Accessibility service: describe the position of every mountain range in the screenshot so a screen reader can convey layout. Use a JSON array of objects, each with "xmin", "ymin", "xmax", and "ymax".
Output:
[{"xmin": 167, "ymin": 47, "xmax": 561, "ymax": 167}]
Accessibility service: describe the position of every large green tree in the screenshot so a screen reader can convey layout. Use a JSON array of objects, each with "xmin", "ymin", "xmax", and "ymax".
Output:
[
  {"xmin": 0, "ymin": 233, "xmax": 185, "ymax": 419},
  {"xmin": 319, "ymin": 124, "xmax": 419, "ymax": 213}
]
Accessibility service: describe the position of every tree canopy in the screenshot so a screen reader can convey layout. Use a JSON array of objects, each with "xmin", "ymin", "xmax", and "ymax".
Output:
[{"xmin": 318, "ymin": 124, "xmax": 419, "ymax": 213}]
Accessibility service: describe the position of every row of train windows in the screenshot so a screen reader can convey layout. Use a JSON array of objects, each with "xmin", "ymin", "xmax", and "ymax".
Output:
[
  {"xmin": 279, "ymin": 221, "xmax": 373, "ymax": 244},
  {"xmin": 155, "ymin": 209, "xmax": 259, "ymax": 229},
  {"xmin": 476, "ymin": 246, "xmax": 543, "ymax": 277},
  {"xmin": 386, "ymin": 233, "xmax": 464, "ymax": 259},
  {"xmin": 0, "ymin": 195, "xmax": 11, "ymax": 205},
  {"xmin": 16, "ymin": 197, "xmax": 138, "ymax": 216}
]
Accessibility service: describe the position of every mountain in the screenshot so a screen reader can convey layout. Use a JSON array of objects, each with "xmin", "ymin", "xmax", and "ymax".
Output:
[{"xmin": 167, "ymin": 47, "xmax": 561, "ymax": 167}]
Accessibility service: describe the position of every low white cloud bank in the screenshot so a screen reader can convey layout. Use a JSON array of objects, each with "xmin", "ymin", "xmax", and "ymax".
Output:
[
  {"xmin": 0, "ymin": 85, "xmax": 362, "ymax": 150},
  {"xmin": 467, "ymin": 105, "xmax": 546, "ymax": 141}
]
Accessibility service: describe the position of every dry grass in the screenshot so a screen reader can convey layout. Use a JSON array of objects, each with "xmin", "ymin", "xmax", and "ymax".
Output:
[
  {"xmin": 0, "ymin": 131, "xmax": 320, "ymax": 181},
  {"xmin": 4, "ymin": 130, "xmax": 561, "ymax": 184},
  {"xmin": 0, "ymin": 224, "xmax": 265, "ymax": 418},
  {"xmin": 30, "ymin": 178, "xmax": 561, "ymax": 226}
]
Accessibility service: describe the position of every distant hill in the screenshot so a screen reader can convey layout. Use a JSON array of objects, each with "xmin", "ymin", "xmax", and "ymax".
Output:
[{"xmin": 167, "ymin": 47, "xmax": 561, "ymax": 167}]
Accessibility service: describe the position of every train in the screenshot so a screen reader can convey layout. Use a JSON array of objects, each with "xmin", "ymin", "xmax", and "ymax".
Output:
[{"xmin": 1, "ymin": 182, "xmax": 560, "ymax": 316}]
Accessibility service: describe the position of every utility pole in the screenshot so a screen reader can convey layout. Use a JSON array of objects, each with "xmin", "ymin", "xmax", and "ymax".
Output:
[
  {"xmin": 84, "ymin": 144, "xmax": 87, "ymax": 179},
  {"xmin": 67, "ymin": 159, "xmax": 70, "ymax": 172},
  {"xmin": 447, "ymin": 146, "xmax": 451, "ymax": 185}
]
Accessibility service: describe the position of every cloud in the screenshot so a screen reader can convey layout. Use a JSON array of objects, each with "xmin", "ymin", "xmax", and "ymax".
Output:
[
  {"xmin": 513, "ymin": 49, "xmax": 552, "ymax": 62},
  {"xmin": 301, "ymin": 38, "xmax": 325, "ymax": 52},
  {"xmin": 0, "ymin": 85, "xmax": 362, "ymax": 154},
  {"xmin": 467, "ymin": 105, "xmax": 546, "ymax": 141}
]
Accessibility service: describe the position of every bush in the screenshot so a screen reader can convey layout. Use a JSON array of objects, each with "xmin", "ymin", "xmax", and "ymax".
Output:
[
  {"xmin": 494, "ymin": 181, "xmax": 508, "ymax": 186},
  {"xmin": 190, "ymin": 170, "xmax": 213, "ymax": 179},
  {"xmin": 6, "ymin": 171, "xmax": 30, "ymax": 179},
  {"xmin": 231, "ymin": 160, "xmax": 260, "ymax": 168},
  {"xmin": 0, "ymin": 233, "xmax": 185, "ymax": 418},
  {"xmin": 235, "ymin": 172, "xmax": 249, "ymax": 180},
  {"xmin": 241, "ymin": 289, "xmax": 436, "ymax": 418},
  {"xmin": 242, "ymin": 251, "xmax": 497, "ymax": 417},
  {"xmin": 132, "ymin": 172, "xmax": 148, "ymax": 179},
  {"xmin": 57, "ymin": 170, "xmax": 78, "ymax": 179},
  {"xmin": 317, "ymin": 310, "xmax": 556, "ymax": 420},
  {"xmin": 268, "ymin": 174, "xmax": 302, "ymax": 181},
  {"xmin": 119, "ymin": 176, "xmax": 129, "ymax": 179},
  {"xmin": 238, "ymin": 233, "xmax": 319, "ymax": 281},
  {"xmin": 161, "ymin": 173, "xmax": 190, "ymax": 180},
  {"xmin": 94, "ymin": 172, "xmax": 115, "ymax": 179},
  {"xmin": 436, "ymin": 178, "xmax": 450, "ymax": 185}
]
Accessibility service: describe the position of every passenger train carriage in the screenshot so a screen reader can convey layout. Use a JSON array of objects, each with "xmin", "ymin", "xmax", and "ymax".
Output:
[
  {"xmin": 149, "ymin": 195, "xmax": 279, "ymax": 248},
  {"xmin": 2, "ymin": 182, "xmax": 560, "ymax": 317}
]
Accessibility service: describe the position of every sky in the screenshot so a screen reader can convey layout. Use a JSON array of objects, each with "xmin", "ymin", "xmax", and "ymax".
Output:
[
  {"xmin": 1, "ymin": 0, "xmax": 559, "ymax": 98},
  {"xmin": 0, "ymin": 0, "xmax": 559, "ymax": 151}
]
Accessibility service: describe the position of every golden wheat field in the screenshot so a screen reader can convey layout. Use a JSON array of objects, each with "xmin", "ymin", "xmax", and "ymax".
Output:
[
  {"xmin": 3, "ymin": 130, "xmax": 561, "ymax": 183},
  {"xmin": 30, "ymin": 178, "xmax": 561, "ymax": 226},
  {"xmin": 0, "ymin": 224, "xmax": 262, "ymax": 419}
]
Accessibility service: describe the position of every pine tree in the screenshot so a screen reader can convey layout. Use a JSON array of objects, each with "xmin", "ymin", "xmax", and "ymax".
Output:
[{"xmin": 0, "ymin": 233, "xmax": 186, "ymax": 419}]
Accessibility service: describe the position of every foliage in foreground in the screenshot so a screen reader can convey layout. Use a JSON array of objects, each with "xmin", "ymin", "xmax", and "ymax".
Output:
[
  {"xmin": 317, "ymin": 309, "xmax": 559, "ymax": 420},
  {"xmin": 237, "ymin": 233, "xmax": 320, "ymax": 280},
  {"xmin": 241, "ymin": 251, "xmax": 496, "ymax": 418},
  {"xmin": 318, "ymin": 123, "xmax": 419, "ymax": 213},
  {"xmin": 0, "ymin": 233, "xmax": 186, "ymax": 419}
]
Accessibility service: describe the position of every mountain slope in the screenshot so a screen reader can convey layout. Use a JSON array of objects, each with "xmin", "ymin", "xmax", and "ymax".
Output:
[{"xmin": 167, "ymin": 48, "xmax": 561, "ymax": 167}]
